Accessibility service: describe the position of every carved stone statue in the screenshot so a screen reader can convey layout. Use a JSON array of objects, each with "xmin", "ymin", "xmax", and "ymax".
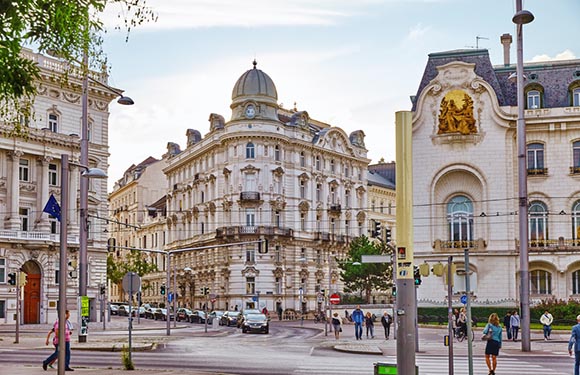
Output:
[{"xmin": 438, "ymin": 91, "xmax": 477, "ymax": 135}]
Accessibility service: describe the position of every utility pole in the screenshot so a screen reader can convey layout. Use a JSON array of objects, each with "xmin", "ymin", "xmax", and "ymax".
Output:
[{"xmin": 395, "ymin": 111, "xmax": 416, "ymax": 374}]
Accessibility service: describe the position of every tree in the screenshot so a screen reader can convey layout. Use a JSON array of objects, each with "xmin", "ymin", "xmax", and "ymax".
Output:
[
  {"xmin": 0, "ymin": 0, "xmax": 156, "ymax": 131},
  {"xmin": 338, "ymin": 236, "xmax": 393, "ymax": 303},
  {"xmin": 107, "ymin": 249, "xmax": 158, "ymax": 297}
]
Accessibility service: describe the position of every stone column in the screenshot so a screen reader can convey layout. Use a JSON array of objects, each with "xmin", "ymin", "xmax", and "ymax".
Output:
[
  {"xmin": 36, "ymin": 156, "xmax": 52, "ymax": 231},
  {"xmin": 7, "ymin": 151, "xmax": 23, "ymax": 230}
]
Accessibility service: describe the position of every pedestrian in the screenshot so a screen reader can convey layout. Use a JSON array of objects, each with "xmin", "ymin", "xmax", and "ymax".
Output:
[
  {"xmin": 503, "ymin": 311, "xmax": 512, "ymax": 340},
  {"xmin": 261, "ymin": 306, "xmax": 268, "ymax": 316},
  {"xmin": 380, "ymin": 311, "xmax": 392, "ymax": 339},
  {"xmin": 458, "ymin": 307, "xmax": 467, "ymax": 338},
  {"xmin": 483, "ymin": 313, "xmax": 502, "ymax": 375},
  {"xmin": 510, "ymin": 310, "xmax": 520, "ymax": 341},
  {"xmin": 277, "ymin": 305, "xmax": 283, "ymax": 321},
  {"xmin": 351, "ymin": 305, "xmax": 364, "ymax": 340},
  {"xmin": 331, "ymin": 312, "xmax": 342, "ymax": 340},
  {"xmin": 540, "ymin": 310, "xmax": 553, "ymax": 340},
  {"xmin": 364, "ymin": 311, "xmax": 375, "ymax": 339},
  {"xmin": 44, "ymin": 326, "xmax": 57, "ymax": 368},
  {"xmin": 42, "ymin": 310, "xmax": 74, "ymax": 371},
  {"xmin": 345, "ymin": 309, "xmax": 350, "ymax": 322},
  {"xmin": 568, "ymin": 314, "xmax": 580, "ymax": 375}
]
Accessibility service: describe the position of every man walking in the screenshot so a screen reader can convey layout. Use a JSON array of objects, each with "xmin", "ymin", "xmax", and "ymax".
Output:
[
  {"xmin": 381, "ymin": 311, "xmax": 392, "ymax": 340},
  {"xmin": 540, "ymin": 310, "xmax": 554, "ymax": 340},
  {"xmin": 568, "ymin": 314, "xmax": 580, "ymax": 375},
  {"xmin": 510, "ymin": 310, "xmax": 520, "ymax": 341},
  {"xmin": 42, "ymin": 310, "xmax": 74, "ymax": 371},
  {"xmin": 351, "ymin": 305, "xmax": 364, "ymax": 340},
  {"xmin": 503, "ymin": 311, "xmax": 512, "ymax": 340}
]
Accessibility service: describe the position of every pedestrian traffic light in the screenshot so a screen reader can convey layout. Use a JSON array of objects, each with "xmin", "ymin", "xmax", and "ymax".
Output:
[
  {"xmin": 414, "ymin": 266, "xmax": 422, "ymax": 286},
  {"xmin": 385, "ymin": 227, "xmax": 392, "ymax": 242},
  {"xmin": 257, "ymin": 238, "xmax": 268, "ymax": 254},
  {"xmin": 372, "ymin": 221, "xmax": 381, "ymax": 238},
  {"xmin": 160, "ymin": 285, "xmax": 166, "ymax": 295},
  {"xmin": 391, "ymin": 286, "xmax": 397, "ymax": 297},
  {"xmin": 7, "ymin": 272, "xmax": 16, "ymax": 285},
  {"xmin": 107, "ymin": 237, "xmax": 116, "ymax": 253}
]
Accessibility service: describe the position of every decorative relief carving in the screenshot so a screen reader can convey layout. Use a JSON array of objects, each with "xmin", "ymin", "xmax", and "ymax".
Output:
[
  {"xmin": 62, "ymin": 92, "xmax": 80, "ymax": 103},
  {"xmin": 437, "ymin": 90, "xmax": 477, "ymax": 135}
]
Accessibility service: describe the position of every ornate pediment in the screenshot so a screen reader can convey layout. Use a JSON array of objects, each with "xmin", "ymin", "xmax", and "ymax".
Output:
[
  {"xmin": 356, "ymin": 211, "xmax": 366, "ymax": 222},
  {"xmin": 273, "ymin": 267, "xmax": 284, "ymax": 278},
  {"xmin": 272, "ymin": 166, "xmax": 284, "ymax": 176},
  {"xmin": 298, "ymin": 201, "xmax": 310, "ymax": 212},
  {"xmin": 242, "ymin": 266, "xmax": 260, "ymax": 277},
  {"xmin": 241, "ymin": 164, "xmax": 260, "ymax": 173}
]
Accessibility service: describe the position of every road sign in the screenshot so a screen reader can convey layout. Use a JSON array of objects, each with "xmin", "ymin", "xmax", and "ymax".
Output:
[
  {"xmin": 361, "ymin": 255, "xmax": 392, "ymax": 263},
  {"xmin": 168, "ymin": 292, "xmax": 173, "ymax": 303},
  {"xmin": 209, "ymin": 293, "xmax": 216, "ymax": 299},
  {"xmin": 122, "ymin": 272, "xmax": 141, "ymax": 295},
  {"xmin": 210, "ymin": 298, "xmax": 216, "ymax": 304},
  {"xmin": 460, "ymin": 294, "xmax": 468, "ymax": 304},
  {"xmin": 329, "ymin": 293, "xmax": 341, "ymax": 305}
]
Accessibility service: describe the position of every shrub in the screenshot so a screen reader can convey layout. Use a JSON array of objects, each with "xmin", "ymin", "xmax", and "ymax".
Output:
[{"xmin": 121, "ymin": 345, "xmax": 135, "ymax": 371}]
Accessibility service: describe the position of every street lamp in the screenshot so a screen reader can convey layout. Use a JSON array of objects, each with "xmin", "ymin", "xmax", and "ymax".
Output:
[
  {"xmin": 58, "ymin": 154, "xmax": 106, "ymax": 375},
  {"xmin": 78, "ymin": 65, "xmax": 133, "ymax": 343},
  {"xmin": 513, "ymin": 0, "xmax": 534, "ymax": 352}
]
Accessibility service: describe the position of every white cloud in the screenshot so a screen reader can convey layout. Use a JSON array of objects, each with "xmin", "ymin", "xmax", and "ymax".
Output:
[
  {"xmin": 407, "ymin": 23, "xmax": 430, "ymax": 40},
  {"xmin": 530, "ymin": 49, "xmax": 576, "ymax": 62}
]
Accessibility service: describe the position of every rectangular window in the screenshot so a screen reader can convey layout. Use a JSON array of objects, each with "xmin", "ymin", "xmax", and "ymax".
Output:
[
  {"xmin": 300, "ymin": 153, "xmax": 305, "ymax": 167},
  {"xmin": 345, "ymin": 220, "xmax": 349, "ymax": 236},
  {"xmin": 0, "ymin": 300, "xmax": 4, "ymax": 319},
  {"xmin": 48, "ymin": 163, "xmax": 58, "ymax": 186},
  {"xmin": 300, "ymin": 213, "xmax": 306, "ymax": 231},
  {"xmin": 19, "ymin": 159, "xmax": 29, "ymax": 181},
  {"xmin": 300, "ymin": 180, "xmax": 306, "ymax": 199},
  {"xmin": 20, "ymin": 208, "xmax": 29, "ymax": 231},
  {"xmin": 275, "ymin": 277, "xmax": 282, "ymax": 294},
  {"xmin": 574, "ymin": 88, "xmax": 580, "ymax": 107},
  {"xmin": 345, "ymin": 190, "xmax": 350, "ymax": 208},
  {"xmin": 48, "ymin": 114, "xmax": 58, "ymax": 132},
  {"xmin": 245, "ymin": 245, "xmax": 256, "ymax": 263},
  {"xmin": 0, "ymin": 259, "xmax": 5, "ymax": 283},
  {"xmin": 274, "ymin": 210, "xmax": 281, "ymax": 227},
  {"xmin": 275, "ymin": 245, "xmax": 281, "ymax": 262},
  {"xmin": 316, "ymin": 184, "xmax": 322, "ymax": 201},
  {"xmin": 246, "ymin": 277, "xmax": 255, "ymax": 294},
  {"xmin": 573, "ymin": 141, "xmax": 580, "ymax": 168},
  {"xmin": 49, "ymin": 215, "xmax": 58, "ymax": 234},
  {"xmin": 274, "ymin": 146, "xmax": 281, "ymax": 161},
  {"xmin": 245, "ymin": 209, "xmax": 255, "ymax": 226},
  {"xmin": 527, "ymin": 90, "xmax": 540, "ymax": 109}
]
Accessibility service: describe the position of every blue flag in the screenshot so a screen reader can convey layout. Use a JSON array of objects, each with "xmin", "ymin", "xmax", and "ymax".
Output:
[{"xmin": 43, "ymin": 194, "xmax": 61, "ymax": 222}]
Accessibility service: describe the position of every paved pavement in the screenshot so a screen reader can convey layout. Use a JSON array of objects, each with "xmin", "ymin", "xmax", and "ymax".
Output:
[{"xmin": 0, "ymin": 319, "xmax": 573, "ymax": 374}]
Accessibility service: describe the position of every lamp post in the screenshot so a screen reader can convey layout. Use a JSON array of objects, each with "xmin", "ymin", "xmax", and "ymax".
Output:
[
  {"xmin": 513, "ymin": 0, "xmax": 534, "ymax": 352},
  {"xmin": 78, "ymin": 59, "xmax": 133, "ymax": 343},
  {"xmin": 59, "ymin": 154, "xmax": 106, "ymax": 374},
  {"xmin": 184, "ymin": 267, "xmax": 194, "ymax": 309}
]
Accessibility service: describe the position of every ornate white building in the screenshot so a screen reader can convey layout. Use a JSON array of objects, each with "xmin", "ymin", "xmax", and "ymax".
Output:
[
  {"xmin": 159, "ymin": 61, "xmax": 371, "ymax": 314},
  {"xmin": 0, "ymin": 49, "xmax": 114, "ymax": 324},
  {"xmin": 411, "ymin": 36, "xmax": 580, "ymax": 306}
]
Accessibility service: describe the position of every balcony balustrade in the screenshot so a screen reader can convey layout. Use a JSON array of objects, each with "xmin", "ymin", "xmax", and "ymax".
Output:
[{"xmin": 240, "ymin": 191, "xmax": 260, "ymax": 201}]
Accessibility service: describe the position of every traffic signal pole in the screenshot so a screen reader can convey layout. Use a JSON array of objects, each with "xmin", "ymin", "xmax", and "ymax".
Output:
[{"xmin": 395, "ymin": 111, "xmax": 416, "ymax": 374}]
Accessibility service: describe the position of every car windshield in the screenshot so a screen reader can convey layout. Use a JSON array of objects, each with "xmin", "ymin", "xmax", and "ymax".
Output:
[{"xmin": 246, "ymin": 314, "xmax": 266, "ymax": 322}]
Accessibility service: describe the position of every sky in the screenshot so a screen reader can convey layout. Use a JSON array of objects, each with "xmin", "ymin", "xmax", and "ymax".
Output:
[{"xmin": 100, "ymin": 0, "xmax": 580, "ymax": 191}]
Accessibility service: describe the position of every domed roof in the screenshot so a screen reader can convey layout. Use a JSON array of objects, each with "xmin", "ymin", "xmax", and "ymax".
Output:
[{"xmin": 231, "ymin": 60, "xmax": 278, "ymax": 104}]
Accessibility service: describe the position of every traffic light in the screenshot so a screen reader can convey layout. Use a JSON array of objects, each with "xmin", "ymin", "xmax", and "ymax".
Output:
[
  {"xmin": 160, "ymin": 285, "xmax": 166, "ymax": 295},
  {"xmin": 107, "ymin": 237, "xmax": 116, "ymax": 253},
  {"xmin": 385, "ymin": 227, "xmax": 392, "ymax": 242},
  {"xmin": 19, "ymin": 272, "xmax": 27, "ymax": 286},
  {"xmin": 7, "ymin": 272, "xmax": 16, "ymax": 285},
  {"xmin": 200, "ymin": 287, "xmax": 209, "ymax": 295},
  {"xmin": 100, "ymin": 285, "xmax": 106, "ymax": 295},
  {"xmin": 419, "ymin": 263, "xmax": 430, "ymax": 277},
  {"xmin": 257, "ymin": 238, "xmax": 268, "ymax": 254},
  {"xmin": 391, "ymin": 286, "xmax": 397, "ymax": 297},
  {"xmin": 432, "ymin": 262, "xmax": 444, "ymax": 276},
  {"xmin": 414, "ymin": 266, "xmax": 422, "ymax": 286},
  {"xmin": 372, "ymin": 221, "xmax": 381, "ymax": 238},
  {"xmin": 68, "ymin": 260, "xmax": 77, "ymax": 279},
  {"xmin": 320, "ymin": 289, "xmax": 326, "ymax": 296}
]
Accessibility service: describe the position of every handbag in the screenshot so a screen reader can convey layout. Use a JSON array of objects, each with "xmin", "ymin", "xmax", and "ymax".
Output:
[
  {"xmin": 339, "ymin": 327, "xmax": 343, "ymax": 332},
  {"xmin": 481, "ymin": 325, "xmax": 493, "ymax": 341}
]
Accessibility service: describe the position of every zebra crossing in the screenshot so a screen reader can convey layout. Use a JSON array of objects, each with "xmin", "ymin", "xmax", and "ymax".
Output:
[{"xmin": 293, "ymin": 356, "xmax": 569, "ymax": 375}]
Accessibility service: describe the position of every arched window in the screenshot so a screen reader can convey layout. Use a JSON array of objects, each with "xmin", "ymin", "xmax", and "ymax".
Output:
[
  {"xmin": 447, "ymin": 195, "xmax": 473, "ymax": 244},
  {"xmin": 529, "ymin": 201, "xmax": 548, "ymax": 246},
  {"xmin": 573, "ymin": 200, "xmax": 580, "ymax": 243},
  {"xmin": 245, "ymin": 142, "xmax": 255, "ymax": 159},
  {"xmin": 573, "ymin": 270, "xmax": 580, "ymax": 294},
  {"xmin": 274, "ymin": 145, "xmax": 281, "ymax": 161},
  {"xmin": 527, "ymin": 143, "xmax": 545, "ymax": 175},
  {"xmin": 530, "ymin": 269, "xmax": 552, "ymax": 295},
  {"xmin": 527, "ymin": 90, "xmax": 540, "ymax": 109}
]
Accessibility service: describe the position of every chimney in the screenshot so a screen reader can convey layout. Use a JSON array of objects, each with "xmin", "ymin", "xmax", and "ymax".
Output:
[{"xmin": 500, "ymin": 33, "xmax": 513, "ymax": 66}]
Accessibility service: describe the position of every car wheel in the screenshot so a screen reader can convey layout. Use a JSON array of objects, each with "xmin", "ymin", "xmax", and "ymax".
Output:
[
  {"xmin": 242, "ymin": 328, "xmax": 246, "ymax": 333},
  {"xmin": 264, "ymin": 328, "xmax": 269, "ymax": 334}
]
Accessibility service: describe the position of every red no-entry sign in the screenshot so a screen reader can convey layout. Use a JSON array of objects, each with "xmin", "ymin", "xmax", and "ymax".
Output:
[{"xmin": 329, "ymin": 293, "xmax": 341, "ymax": 305}]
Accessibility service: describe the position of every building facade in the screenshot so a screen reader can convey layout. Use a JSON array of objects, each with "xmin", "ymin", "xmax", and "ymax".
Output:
[
  {"xmin": 411, "ymin": 37, "xmax": 580, "ymax": 306},
  {"xmin": 156, "ymin": 62, "xmax": 371, "ymax": 315},
  {"xmin": 0, "ymin": 49, "xmax": 114, "ymax": 324}
]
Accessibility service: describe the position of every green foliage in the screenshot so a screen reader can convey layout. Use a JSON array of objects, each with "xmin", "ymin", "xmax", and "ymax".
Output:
[
  {"xmin": 0, "ymin": 0, "xmax": 157, "ymax": 127},
  {"xmin": 532, "ymin": 299, "xmax": 580, "ymax": 321},
  {"xmin": 338, "ymin": 236, "xmax": 392, "ymax": 303},
  {"xmin": 107, "ymin": 250, "xmax": 158, "ymax": 294},
  {"xmin": 121, "ymin": 345, "xmax": 134, "ymax": 370}
]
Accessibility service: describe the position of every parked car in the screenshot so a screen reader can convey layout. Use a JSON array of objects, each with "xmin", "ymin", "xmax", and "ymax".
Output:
[
  {"xmin": 118, "ymin": 305, "xmax": 132, "ymax": 316},
  {"xmin": 208, "ymin": 311, "xmax": 224, "ymax": 324},
  {"xmin": 154, "ymin": 308, "xmax": 174, "ymax": 321},
  {"xmin": 190, "ymin": 310, "xmax": 206, "ymax": 323},
  {"xmin": 237, "ymin": 309, "xmax": 261, "ymax": 328},
  {"xmin": 176, "ymin": 308, "xmax": 194, "ymax": 322},
  {"xmin": 219, "ymin": 311, "xmax": 239, "ymax": 326},
  {"xmin": 144, "ymin": 307, "xmax": 157, "ymax": 319},
  {"xmin": 241, "ymin": 313, "xmax": 269, "ymax": 334},
  {"xmin": 109, "ymin": 304, "xmax": 119, "ymax": 315}
]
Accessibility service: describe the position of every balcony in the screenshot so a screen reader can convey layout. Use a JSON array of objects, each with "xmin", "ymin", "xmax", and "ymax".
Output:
[
  {"xmin": 329, "ymin": 204, "xmax": 342, "ymax": 214},
  {"xmin": 528, "ymin": 237, "xmax": 580, "ymax": 252},
  {"xmin": 433, "ymin": 238, "xmax": 486, "ymax": 252},
  {"xmin": 239, "ymin": 191, "xmax": 260, "ymax": 202},
  {"xmin": 216, "ymin": 225, "xmax": 293, "ymax": 239},
  {"xmin": 527, "ymin": 168, "xmax": 548, "ymax": 176},
  {"xmin": 0, "ymin": 230, "xmax": 79, "ymax": 244}
]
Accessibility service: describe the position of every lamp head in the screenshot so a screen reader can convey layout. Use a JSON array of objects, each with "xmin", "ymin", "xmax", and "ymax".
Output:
[
  {"xmin": 117, "ymin": 95, "xmax": 134, "ymax": 105},
  {"xmin": 512, "ymin": 9, "xmax": 534, "ymax": 25},
  {"xmin": 184, "ymin": 267, "xmax": 192, "ymax": 272},
  {"xmin": 81, "ymin": 168, "xmax": 107, "ymax": 179},
  {"xmin": 508, "ymin": 72, "xmax": 527, "ymax": 84}
]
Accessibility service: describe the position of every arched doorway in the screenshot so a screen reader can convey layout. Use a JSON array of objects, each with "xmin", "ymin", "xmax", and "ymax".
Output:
[{"xmin": 21, "ymin": 260, "xmax": 41, "ymax": 324}]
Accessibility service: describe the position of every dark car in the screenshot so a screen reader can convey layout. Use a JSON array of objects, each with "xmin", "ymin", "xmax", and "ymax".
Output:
[
  {"xmin": 154, "ymin": 308, "xmax": 174, "ymax": 321},
  {"xmin": 176, "ymin": 308, "xmax": 194, "ymax": 322},
  {"xmin": 109, "ymin": 304, "xmax": 119, "ymax": 315},
  {"xmin": 219, "ymin": 311, "xmax": 238, "ymax": 326},
  {"xmin": 237, "ymin": 309, "xmax": 261, "ymax": 328},
  {"xmin": 241, "ymin": 313, "xmax": 269, "ymax": 334},
  {"xmin": 118, "ymin": 305, "xmax": 132, "ymax": 316}
]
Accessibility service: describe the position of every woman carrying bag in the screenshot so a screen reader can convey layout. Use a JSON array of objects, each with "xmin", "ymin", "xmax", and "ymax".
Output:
[
  {"xmin": 331, "ymin": 312, "xmax": 342, "ymax": 340},
  {"xmin": 482, "ymin": 313, "xmax": 503, "ymax": 375}
]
